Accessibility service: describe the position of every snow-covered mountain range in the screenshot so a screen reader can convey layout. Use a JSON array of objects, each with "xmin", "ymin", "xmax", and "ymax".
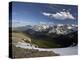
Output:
[{"xmin": 12, "ymin": 24, "xmax": 78, "ymax": 35}]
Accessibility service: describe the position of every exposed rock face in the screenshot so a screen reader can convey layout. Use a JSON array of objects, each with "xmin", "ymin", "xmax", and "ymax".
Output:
[{"xmin": 14, "ymin": 42, "xmax": 38, "ymax": 49}]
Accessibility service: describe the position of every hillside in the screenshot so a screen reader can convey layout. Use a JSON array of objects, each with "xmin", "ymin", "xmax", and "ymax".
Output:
[
  {"xmin": 11, "ymin": 31, "xmax": 31, "ymax": 44},
  {"xmin": 23, "ymin": 29, "xmax": 78, "ymax": 48},
  {"xmin": 10, "ymin": 31, "xmax": 59, "ymax": 58}
]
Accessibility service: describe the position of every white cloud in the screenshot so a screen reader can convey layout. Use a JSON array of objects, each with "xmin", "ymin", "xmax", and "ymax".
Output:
[
  {"xmin": 42, "ymin": 12, "xmax": 51, "ymax": 17},
  {"xmin": 42, "ymin": 11, "xmax": 75, "ymax": 20},
  {"xmin": 63, "ymin": 9, "xmax": 66, "ymax": 11}
]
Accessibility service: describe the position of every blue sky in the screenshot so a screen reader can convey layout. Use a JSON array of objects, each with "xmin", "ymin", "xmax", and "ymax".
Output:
[{"xmin": 11, "ymin": 2, "xmax": 78, "ymax": 27}]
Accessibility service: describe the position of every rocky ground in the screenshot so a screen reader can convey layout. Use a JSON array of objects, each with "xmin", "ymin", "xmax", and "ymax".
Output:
[{"xmin": 11, "ymin": 45, "xmax": 59, "ymax": 58}]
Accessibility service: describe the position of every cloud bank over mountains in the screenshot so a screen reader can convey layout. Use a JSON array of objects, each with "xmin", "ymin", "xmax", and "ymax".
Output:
[{"xmin": 42, "ymin": 10, "xmax": 75, "ymax": 20}]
